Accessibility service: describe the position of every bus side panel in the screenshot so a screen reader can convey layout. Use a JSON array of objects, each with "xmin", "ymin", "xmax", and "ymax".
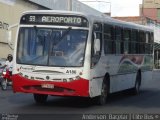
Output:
[
  {"xmin": 89, "ymin": 78, "xmax": 103, "ymax": 97},
  {"xmin": 100, "ymin": 55, "xmax": 137, "ymax": 93},
  {"xmin": 141, "ymin": 70, "xmax": 153, "ymax": 88},
  {"xmin": 90, "ymin": 56, "xmax": 107, "ymax": 97},
  {"xmin": 110, "ymin": 73, "xmax": 136, "ymax": 93}
]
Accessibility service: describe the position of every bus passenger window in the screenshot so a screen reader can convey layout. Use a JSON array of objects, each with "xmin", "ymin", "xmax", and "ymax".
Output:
[
  {"xmin": 149, "ymin": 32, "xmax": 154, "ymax": 54},
  {"xmin": 104, "ymin": 24, "xmax": 115, "ymax": 54},
  {"xmin": 115, "ymin": 27, "xmax": 122, "ymax": 54},
  {"xmin": 131, "ymin": 30, "xmax": 138, "ymax": 54},
  {"xmin": 139, "ymin": 31, "xmax": 145, "ymax": 54},
  {"xmin": 123, "ymin": 29, "xmax": 131, "ymax": 54}
]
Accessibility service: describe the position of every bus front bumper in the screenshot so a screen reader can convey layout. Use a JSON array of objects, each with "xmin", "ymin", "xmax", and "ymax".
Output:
[{"xmin": 12, "ymin": 74, "xmax": 89, "ymax": 97}]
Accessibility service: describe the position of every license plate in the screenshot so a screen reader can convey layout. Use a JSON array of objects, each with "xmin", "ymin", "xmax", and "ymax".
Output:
[{"xmin": 41, "ymin": 84, "xmax": 54, "ymax": 89}]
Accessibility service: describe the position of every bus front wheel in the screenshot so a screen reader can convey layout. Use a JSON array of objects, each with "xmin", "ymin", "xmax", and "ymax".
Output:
[
  {"xmin": 33, "ymin": 94, "xmax": 48, "ymax": 104},
  {"xmin": 96, "ymin": 81, "xmax": 108, "ymax": 105}
]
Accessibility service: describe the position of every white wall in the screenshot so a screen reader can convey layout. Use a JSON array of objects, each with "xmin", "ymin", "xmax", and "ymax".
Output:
[{"xmin": 29, "ymin": 0, "xmax": 103, "ymax": 16}]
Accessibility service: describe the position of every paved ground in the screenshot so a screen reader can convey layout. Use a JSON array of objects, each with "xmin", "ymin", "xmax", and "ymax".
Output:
[{"xmin": 0, "ymin": 70, "xmax": 160, "ymax": 119}]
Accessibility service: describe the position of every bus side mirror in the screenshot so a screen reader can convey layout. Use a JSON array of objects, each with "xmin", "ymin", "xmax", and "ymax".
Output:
[{"xmin": 94, "ymin": 38, "xmax": 100, "ymax": 55}]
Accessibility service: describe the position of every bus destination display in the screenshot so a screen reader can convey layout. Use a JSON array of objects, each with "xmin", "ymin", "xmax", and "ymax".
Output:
[{"xmin": 20, "ymin": 14, "xmax": 89, "ymax": 27}]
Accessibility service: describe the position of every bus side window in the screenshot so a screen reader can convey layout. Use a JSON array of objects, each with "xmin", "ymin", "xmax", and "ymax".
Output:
[
  {"xmin": 145, "ymin": 32, "xmax": 150, "ymax": 54},
  {"xmin": 115, "ymin": 26, "xmax": 122, "ymax": 54},
  {"xmin": 91, "ymin": 23, "xmax": 102, "ymax": 68},
  {"xmin": 104, "ymin": 24, "xmax": 115, "ymax": 54},
  {"xmin": 131, "ymin": 29, "xmax": 138, "ymax": 54},
  {"xmin": 150, "ymin": 32, "xmax": 154, "ymax": 54},
  {"xmin": 123, "ymin": 28, "xmax": 131, "ymax": 54},
  {"xmin": 139, "ymin": 31, "xmax": 145, "ymax": 54}
]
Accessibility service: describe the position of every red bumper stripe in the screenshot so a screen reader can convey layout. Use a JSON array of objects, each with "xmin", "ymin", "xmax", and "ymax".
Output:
[{"xmin": 12, "ymin": 74, "xmax": 89, "ymax": 97}]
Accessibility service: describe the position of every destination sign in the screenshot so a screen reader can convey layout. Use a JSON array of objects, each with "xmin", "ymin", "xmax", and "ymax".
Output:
[{"xmin": 20, "ymin": 14, "xmax": 89, "ymax": 27}]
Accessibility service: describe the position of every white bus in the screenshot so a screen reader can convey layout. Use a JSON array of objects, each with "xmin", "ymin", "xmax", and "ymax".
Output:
[{"xmin": 12, "ymin": 10, "xmax": 154, "ymax": 105}]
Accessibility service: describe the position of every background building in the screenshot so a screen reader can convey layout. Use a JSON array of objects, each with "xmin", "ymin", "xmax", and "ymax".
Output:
[
  {"xmin": 29, "ymin": 0, "xmax": 102, "ymax": 15},
  {"xmin": 0, "ymin": 0, "xmax": 48, "ymax": 58},
  {"xmin": 113, "ymin": 16, "xmax": 143, "ymax": 24},
  {"xmin": 140, "ymin": 0, "xmax": 160, "ymax": 23},
  {"xmin": 140, "ymin": 0, "xmax": 160, "ymax": 68}
]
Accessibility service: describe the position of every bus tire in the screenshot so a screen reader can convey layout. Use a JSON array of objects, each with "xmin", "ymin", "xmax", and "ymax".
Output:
[
  {"xmin": 1, "ymin": 79, "xmax": 7, "ymax": 90},
  {"xmin": 132, "ymin": 71, "xmax": 141, "ymax": 95},
  {"xmin": 33, "ymin": 94, "xmax": 48, "ymax": 104},
  {"xmin": 96, "ymin": 79, "xmax": 109, "ymax": 105}
]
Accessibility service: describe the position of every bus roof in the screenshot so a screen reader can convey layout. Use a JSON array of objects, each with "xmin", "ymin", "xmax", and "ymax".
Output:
[{"xmin": 21, "ymin": 10, "xmax": 153, "ymax": 32}]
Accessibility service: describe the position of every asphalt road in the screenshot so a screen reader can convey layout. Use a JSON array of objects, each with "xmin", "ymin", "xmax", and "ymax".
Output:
[{"xmin": 0, "ymin": 70, "xmax": 160, "ymax": 119}]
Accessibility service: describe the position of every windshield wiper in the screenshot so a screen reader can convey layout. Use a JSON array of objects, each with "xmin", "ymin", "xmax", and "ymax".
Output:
[
  {"xmin": 59, "ymin": 27, "xmax": 72, "ymax": 41},
  {"xmin": 53, "ymin": 27, "xmax": 72, "ymax": 47}
]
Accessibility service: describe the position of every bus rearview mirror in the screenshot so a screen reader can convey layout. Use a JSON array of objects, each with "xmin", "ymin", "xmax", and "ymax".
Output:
[
  {"xmin": 7, "ymin": 31, "xmax": 12, "ymax": 45},
  {"xmin": 94, "ymin": 38, "xmax": 100, "ymax": 54}
]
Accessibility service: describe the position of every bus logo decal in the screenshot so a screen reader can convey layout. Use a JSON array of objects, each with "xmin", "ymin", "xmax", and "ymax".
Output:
[{"xmin": 20, "ymin": 66, "xmax": 35, "ymax": 71}]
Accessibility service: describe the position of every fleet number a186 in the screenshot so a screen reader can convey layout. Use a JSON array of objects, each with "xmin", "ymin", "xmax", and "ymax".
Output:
[{"xmin": 66, "ymin": 70, "xmax": 77, "ymax": 74}]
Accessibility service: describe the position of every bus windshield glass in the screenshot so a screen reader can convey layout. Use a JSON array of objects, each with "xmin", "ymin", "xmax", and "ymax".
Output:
[{"xmin": 17, "ymin": 27, "xmax": 88, "ymax": 67}]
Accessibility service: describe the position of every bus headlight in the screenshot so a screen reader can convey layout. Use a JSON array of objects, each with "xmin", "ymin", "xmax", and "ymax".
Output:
[
  {"xmin": 3, "ymin": 71, "xmax": 6, "ymax": 75},
  {"xmin": 69, "ymin": 78, "xmax": 74, "ymax": 82},
  {"xmin": 76, "ymin": 76, "xmax": 80, "ymax": 80},
  {"xmin": 63, "ymin": 79, "xmax": 67, "ymax": 82}
]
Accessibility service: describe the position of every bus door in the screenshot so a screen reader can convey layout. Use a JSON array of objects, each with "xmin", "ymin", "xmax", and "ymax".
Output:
[{"xmin": 90, "ymin": 22, "xmax": 103, "ymax": 97}]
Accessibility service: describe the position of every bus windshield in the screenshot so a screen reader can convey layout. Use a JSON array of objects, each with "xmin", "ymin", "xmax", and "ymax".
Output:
[{"xmin": 17, "ymin": 27, "xmax": 88, "ymax": 67}]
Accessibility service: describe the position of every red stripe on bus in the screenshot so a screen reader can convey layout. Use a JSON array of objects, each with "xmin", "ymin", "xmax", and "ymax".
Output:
[{"xmin": 12, "ymin": 74, "xmax": 89, "ymax": 97}]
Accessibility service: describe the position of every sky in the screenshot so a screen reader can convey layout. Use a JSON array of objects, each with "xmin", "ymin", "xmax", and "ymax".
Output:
[{"xmin": 79, "ymin": 0, "xmax": 143, "ymax": 17}]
